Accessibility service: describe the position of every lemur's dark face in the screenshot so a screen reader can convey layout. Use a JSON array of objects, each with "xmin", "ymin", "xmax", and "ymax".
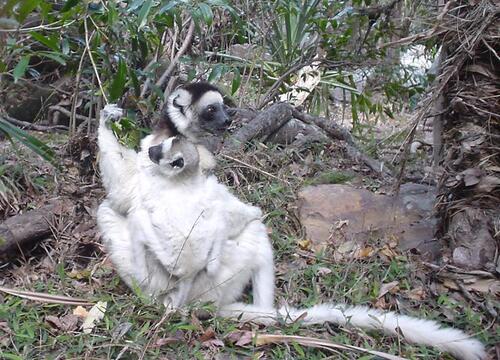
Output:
[
  {"xmin": 197, "ymin": 101, "xmax": 231, "ymax": 135},
  {"xmin": 164, "ymin": 82, "xmax": 232, "ymax": 143}
]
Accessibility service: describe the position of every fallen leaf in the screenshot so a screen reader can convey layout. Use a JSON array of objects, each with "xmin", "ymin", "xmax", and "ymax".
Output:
[
  {"xmin": 406, "ymin": 286, "xmax": 426, "ymax": 301},
  {"xmin": 298, "ymin": 239, "xmax": 312, "ymax": 250},
  {"xmin": 377, "ymin": 281, "xmax": 400, "ymax": 299},
  {"xmin": 68, "ymin": 269, "xmax": 91, "ymax": 280},
  {"xmin": 199, "ymin": 328, "xmax": 216, "ymax": 342},
  {"xmin": 317, "ymin": 267, "xmax": 332, "ymax": 276},
  {"xmin": 225, "ymin": 330, "xmax": 253, "ymax": 347},
  {"xmin": 235, "ymin": 331, "xmax": 253, "ymax": 346},
  {"xmin": 380, "ymin": 245, "xmax": 398, "ymax": 259},
  {"xmin": 202, "ymin": 338, "xmax": 224, "ymax": 348},
  {"xmin": 82, "ymin": 301, "xmax": 107, "ymax": 334},
  {"xmin": 73, "ymin": 306, "xmax": 89, "ymax": 318},
  {"xmin": 111, "ymin": 322, "xmax": 132, "ymax": 340},
  {"xmin": 355, "ymin": 246, "xmax": 375, "ymax": 259},
  {"xmin": 154, "ymin": 336, "xmax": 182, "ymax": 347},
  {"xmin": 46, "ymin": 314, "xmax": 79, "ymax": 332}
]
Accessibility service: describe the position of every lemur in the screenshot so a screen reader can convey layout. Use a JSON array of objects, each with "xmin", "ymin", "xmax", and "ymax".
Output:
[
  {"xmin": 99, "ymin": 130, "xmax": 266, "ymax": 307},
  {"xmin": 97, "ymin": 88, "xmax": 485, "ymax": 360},
  {"xmin": 98, "ymin": 82, "xmax": 231, "ymax": 215}
]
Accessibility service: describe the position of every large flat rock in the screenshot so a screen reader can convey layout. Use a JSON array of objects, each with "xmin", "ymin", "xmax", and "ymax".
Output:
[{"xmin": 297, "ymin": 183, "xmax": 439, "ymax": 258}]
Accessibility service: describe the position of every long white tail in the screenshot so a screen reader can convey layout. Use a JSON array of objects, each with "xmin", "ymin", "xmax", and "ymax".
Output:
[{"xmin": 219, "ymin": 302, "xmax": 486, "ymax": 360}]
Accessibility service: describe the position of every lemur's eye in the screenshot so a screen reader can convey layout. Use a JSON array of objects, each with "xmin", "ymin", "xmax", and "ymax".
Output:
[{"xmin": 207, "ymin": 105, "xmax": 215, "ymax": 113}]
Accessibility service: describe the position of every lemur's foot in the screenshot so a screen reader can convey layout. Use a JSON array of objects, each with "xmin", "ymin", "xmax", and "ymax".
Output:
[
  {"xmin": 100, "ymin": 104, "xmax": 123, "ymax": 127},
  {"xmin": 248, "ymin": 205, "xmax": 263, "ymax": 220},
  {"xmin": 206, "ymin": 257, "xmax": 221, "ymax": 277}
]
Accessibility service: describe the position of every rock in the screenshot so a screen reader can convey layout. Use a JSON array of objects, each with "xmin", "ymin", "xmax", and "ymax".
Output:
[{"xmin": 297, "ymin": 183, "xmax": 439, "ymax": 258}]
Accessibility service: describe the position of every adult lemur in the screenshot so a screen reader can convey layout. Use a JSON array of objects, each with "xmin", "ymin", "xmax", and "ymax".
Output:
[
  {"xmin": 98, "ymin": 82, "xmax": 230, "ymax": 216},
  {"xmin": 97, "ymin": 85, "xmax": 485, "ymax": 360}
]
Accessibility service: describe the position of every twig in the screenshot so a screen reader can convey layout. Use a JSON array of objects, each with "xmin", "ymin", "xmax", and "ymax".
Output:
[
  {"xmin": 1, "ymin": 114, "xmax": 68, "ymax": 131},
  {"xmin": 0, "ymin": 285, "xmax": 93, "ymax": 306},
  {"xmin": 255, "ymin": 333, "xmax": 408, "ymax": 360},
  {"xmin": 257, "ymin": 59, "xmax": 315, "ymax": 109},
  {"xmin": 293, "ymin": 109, "xmax": 392, "ymax": 177},
  {"xmin": 70, "ymin": 45, "xmax": 88, "ymax": 135},
  {"xmin": 0, "ymin": 20, "xmax": 76, "ymax": 33},
  {"xmin": 84, "ymin": 18, "xmax": 108, "ymax": 104},
  {"xmin": 221, "ymin": 153, "xmax": 290, "ymax": 185},
  {"xmin": 154, "ymin": 19, "xmax": 195, "ymax": 92},
  {"xmin": 49, "ymin": 105, "xmax": 95, "ymax": 123}
]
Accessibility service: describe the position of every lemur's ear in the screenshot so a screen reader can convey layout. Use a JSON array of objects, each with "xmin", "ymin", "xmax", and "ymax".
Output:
[{"xmin": 172, "ymin": 95, "xmax": 185, "ymax": 115}]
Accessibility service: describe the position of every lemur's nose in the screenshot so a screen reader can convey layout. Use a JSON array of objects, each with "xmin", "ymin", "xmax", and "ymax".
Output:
[{"xmin": 148, "ymin": 144, "xmax": 163, "ymax": 164}]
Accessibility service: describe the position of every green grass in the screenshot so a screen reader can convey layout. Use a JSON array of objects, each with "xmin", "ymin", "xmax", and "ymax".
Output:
[{"xmin": 303, "ymin": 170, "xmax": 354, "ymax": 186}]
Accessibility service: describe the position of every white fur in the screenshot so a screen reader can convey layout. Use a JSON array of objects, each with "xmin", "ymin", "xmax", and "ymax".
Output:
[
  {"xmin": 166, "ymin": 88, "xmax": 224, "ymax": 142},
  {"xmin": 167, "ymin": 89, "xmax": 192, "ymax": 135},
  {"xmin": 218, "ymin": 304, "xmax": 486, "ymax": 360},
  {"xmin": 196, "ymin": 91, "xmax": 224, "ymax": 110},
  {"xmin": 97, "ymin": 104, "xmax": 485, "ymax": 360}
]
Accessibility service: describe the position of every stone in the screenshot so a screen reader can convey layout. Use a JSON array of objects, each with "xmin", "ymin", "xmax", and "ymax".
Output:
[{"xmin": 297, "ymin": 183, "xmax": 439, "ymax": 258}]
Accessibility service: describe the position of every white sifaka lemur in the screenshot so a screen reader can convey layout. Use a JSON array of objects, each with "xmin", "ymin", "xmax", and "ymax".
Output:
[{"xmin": 96, "ymin": 84, "xmax": 486, "ymax": 360}]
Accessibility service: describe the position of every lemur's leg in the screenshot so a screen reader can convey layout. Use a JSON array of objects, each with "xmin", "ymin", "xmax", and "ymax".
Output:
[
  {"xmin": 188, "ymin": 221, "xmax": 275, "ymax": 309},
  {"xmin": 97, "ymin": 200, "xmax": 150, "ymax": 290},
  {"xmin": 206, "ymin": 236, "xmax": 224, "ymax": 276},
  {"xmin": 164, "ymin": 276, "xmax": 195, "ymax": 308},
  {"xmin": 98, "ymin": 105, "xmax": 138, "ymax": 214}
]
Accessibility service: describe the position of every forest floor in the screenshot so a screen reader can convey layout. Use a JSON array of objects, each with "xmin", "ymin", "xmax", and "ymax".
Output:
[{"xmin": 0, "ymin": 112, "xmax": 498, "ymax": 359}]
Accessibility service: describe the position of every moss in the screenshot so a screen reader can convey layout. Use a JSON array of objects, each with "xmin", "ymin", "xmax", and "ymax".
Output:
[{"xmin": 304, "ymin": 170, "xmax": 354, "ymax": 186}]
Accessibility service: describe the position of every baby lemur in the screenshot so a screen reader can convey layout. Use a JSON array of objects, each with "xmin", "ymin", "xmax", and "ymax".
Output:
[{"xmin": 97, "ymin": 105, "xmax": 485, "ymax": 360}]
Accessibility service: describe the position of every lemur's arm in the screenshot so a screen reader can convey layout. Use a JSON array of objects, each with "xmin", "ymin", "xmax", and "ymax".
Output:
[{"xmin": 98, "ymin": 104, "xmax": 138, "ymax": 214}]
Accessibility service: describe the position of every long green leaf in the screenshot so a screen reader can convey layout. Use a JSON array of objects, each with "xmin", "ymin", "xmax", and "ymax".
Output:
[
  {"xmin": 13, "ymin": 55, "xmax": 30, "ymax": 83},
  {"xmin": 197, "ymin": 3, "xmax": 213, "ymax": 27},
  {"xmin": 61, "ymin": 0, "xmax": 79, "ymax": 12},
  {"xmin": 0, "ymin": 118, "xmax": 56, "ymax": 165},
  {"xmin": 37, "ymin": 51, "xmax": 67, "ymax": 65},
  {"xmin": 231, "ymin": 67, "xmax": 241, "ymax": 95},
  {"xmin": 137, "ymin": 0, "xmax": 153, "ymax": 30},
  {"xmin": 18, "ymin": 0, "xmax": 39, "ymax": 22},
  {"xmin": 208, "ymin": 64, "xmax": 224, "ymax": 82},
  {"xmin": 109, "ymin": 58, "xmax": 127, "ymax": 102},
  {"xmin": 30, "ymin": 31, "xmax": 59, "ymax": 51}
]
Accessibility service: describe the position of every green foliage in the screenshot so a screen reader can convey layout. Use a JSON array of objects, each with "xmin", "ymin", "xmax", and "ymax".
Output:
[
  {"xmin": 0, "ymin": 1, "xmax": 437, "ymax": 171},
  {"xmin": 303, "ymin": 170, "xmax": 354, "ymax": 186},
  {"xmin": 0, "ymin": 118, "xmax": 55, "ymax": 165}
]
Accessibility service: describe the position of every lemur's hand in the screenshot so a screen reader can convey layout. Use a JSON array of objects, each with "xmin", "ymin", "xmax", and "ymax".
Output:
[{"xmin": 100, "ymin": 104, "xmax": 123, "ymax": 128}]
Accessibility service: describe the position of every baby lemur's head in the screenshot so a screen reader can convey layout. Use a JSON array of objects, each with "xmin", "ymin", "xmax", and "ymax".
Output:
[{"xmin": 147, "ymin": 136, "xmax": 200, "ymax": 178}]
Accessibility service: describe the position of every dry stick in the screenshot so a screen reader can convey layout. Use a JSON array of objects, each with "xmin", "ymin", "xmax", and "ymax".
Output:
[
  {"xmin": 257, "ymin": 59, "xmax": 315, "ymax": 110},
  {"xmin": 255, "ymin": 333, "xmax": 408, "ymax": 360},
  {"xmin": 221, "ymin": 154, "xmax": 290, "ymax": 185},
  {"xmin": 292, "ymin": 109, "xmax": 392, "ymax": 177},
  {"xmin": 70, "ymin": 46, "xmax": 88, "ymax": 135},
  {"xmin": 155, "ymin": 19, "xmax": 195, "ymax": 91},
  {"xmin": 0, "ymin": 114, "xmax": 67, "ymax": 131},
  {"xmin": 50, "ymin": 105, "xmax": 95, "ymax": 123},
  {"xmin": 84, "ymin": 18, "xmax": 108, "ymax": 105},
  {"xmin": 0, "ymin": 286, "xmax": 93, "ymax": 306}
]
